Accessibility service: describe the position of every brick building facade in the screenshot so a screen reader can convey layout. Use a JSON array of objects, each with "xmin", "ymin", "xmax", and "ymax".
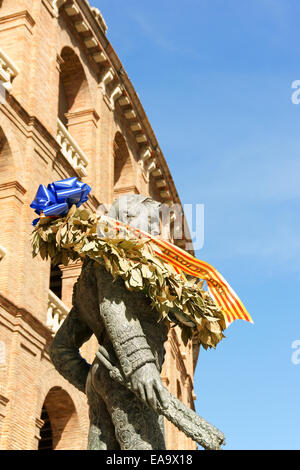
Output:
[{"xmin": 0, "ymin": 0, "xmax": 198, "ymax": 450}]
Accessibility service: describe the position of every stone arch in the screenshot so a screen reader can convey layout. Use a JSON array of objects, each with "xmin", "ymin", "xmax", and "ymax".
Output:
[
  {"xmin": 58, "ymin": 46, "xmax": 92, "ymax": 126},
  {"xmin": 37, "ymin": 368, "xmax": 88, "ymax": 450},
  {"xmin": 113, "ymin": 131, "xmax": 137, "ymax": 197},
  {"xmin": 38, "ymin": 386, "xmax": 82, "ymax": 450}
]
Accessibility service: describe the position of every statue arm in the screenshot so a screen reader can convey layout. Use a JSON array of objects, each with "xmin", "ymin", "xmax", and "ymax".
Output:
[
  {"xmin": 94, "ymin": 267, "xmax": 156, "ymax": 379},
  {"xmin": 50, "ymin": 307, "xmax": 92, "ymax": 393},
  {"xmin": 93, "ymin": 265, "xmax": 168, "ymax": 410}
]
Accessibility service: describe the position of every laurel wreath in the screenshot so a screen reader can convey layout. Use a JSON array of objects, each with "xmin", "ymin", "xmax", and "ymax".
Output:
[{"xmin": 31, "ymin": 205, "xmax": 226, "ymax": 349}]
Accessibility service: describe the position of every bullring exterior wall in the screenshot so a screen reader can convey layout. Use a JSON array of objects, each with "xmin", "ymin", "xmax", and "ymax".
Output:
[{"xmin": 0, "ymin": 0, "xmax": 197, "ymax": 450}]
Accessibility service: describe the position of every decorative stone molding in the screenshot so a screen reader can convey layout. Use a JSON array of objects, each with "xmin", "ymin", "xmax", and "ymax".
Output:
[
  {"xmin": 60, "ymin": 1, "xmax": 108, "ymax": 35},
  {"xmin": 152, "ymin": 168, "xmax": 162, "ymax": 177},
  {"xmin": 0, "ymin": 181, "xmax": 27, "ymax": 204},
  {"xmin": 100, "ymin": 68, "xmax": 115, "ymax": 96},
  {"xmin": 75, "ymin": 20, "xmax": 89, "ymax": 33},
  {"xmin": 114, "ymin": 185, "xmax": 139, "ymax": 197},
  {"xmin": 146, "ymin": 159, "xmax": 157, "ymax": 175},
  {"xmin": 84, "ymin": 36, "xmax": 98, "ymax": 49},
  {"xmin": 110, "ymin": 85, "xmax": 123, "ymax": 107},
  {"xmin": 93, "ymin": 51, "xmax": 107, "ymax": 63},
  {"xmin": 0, "ymin": 246, "xmax": 7, "ymax": 261},
  {"xmin": 160, "ymin": 190, "xmax": 171, "ymax": 199},
  {"xmin": 64, "ymin": 2, "xmax": 78, "ymax": 15},
  {"xmin": 139, "ymin": 154, "xmax": 157, "ymax": 182},
  {"xmin": 0, "ymin": 10, "xmax": 35, "ymax": 34},
  {"xmin": 47, "ymin": 289, "xmax": 69, "ymax": 335},
  {"xmin": 137, "ymin": 147, "xmax": 152, "ymax": 178},
  {"xmin": 102, "ymin": 68, "xmax": 114, "ymax": 85},
  {"xmin": 140, "ymin": 147, "xmax": 152, "ymax": 162},
  {"xmin": 65, "ymin": 108, "xmax": 100, "ymax": 127},
  {"xmin": 43, "ymin": 0, "xmax": 58, "ymax": 16},
  {"xmin": 61, "ymin": 0, "xmax": 109, "ymax": 69},
  {"xmin": 57, "ymin": 118, "xmax": 89, "ymax": 177},
  {"xmin": 0, "ymin": 48, "xmax": 20, "ymax": 92},
  {"xmin": 156, "ymin": 179, "xmax": 167, "ymax": 188},
  {"xmin": 124, "ymin": 109, "xmax": 136, "ymax": 120},
  {"xmin": 130, "ymin": 122, "xmax": 142, "ymax": 131},
  {"xmin": 91, "ymin": 7, "xmax": 108, "ymax": 34},
  {"xmin": 119, "ymin": 96, "xmax": 131, "ymax": 107},
  {"xmin": 136, "ymin": 134, "xmax": 147, "ymax": 144}
]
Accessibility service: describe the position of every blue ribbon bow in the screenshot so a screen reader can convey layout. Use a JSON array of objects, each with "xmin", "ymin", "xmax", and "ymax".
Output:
[{"xmin": 30, "ymin": 177, "xmax": 91, "ymax": 226}]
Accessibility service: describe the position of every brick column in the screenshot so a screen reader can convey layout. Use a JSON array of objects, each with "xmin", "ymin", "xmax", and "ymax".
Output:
[
  {"xmin": 0, "ymin": 6, "xmax": 35, "ymax": 111},
  {"xmin": 0, "ymin": 181, "xmax": 26, "ymax": 303},
  {"xmin": 60, "ymin": 261, "xmax": 99, "ymax": 365},
  {"xmin": 60, "ymin": 261, "xmax": 82, "ymax": 310},
  {"xmin": 65, "ymin": 109, "xmax": 100, "ymax": 192}
]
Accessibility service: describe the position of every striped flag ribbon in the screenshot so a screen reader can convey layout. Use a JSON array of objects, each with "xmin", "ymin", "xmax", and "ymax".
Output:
[{"xmin": 99, "ymin": 216, "xmax": 253, "ymax": 327}]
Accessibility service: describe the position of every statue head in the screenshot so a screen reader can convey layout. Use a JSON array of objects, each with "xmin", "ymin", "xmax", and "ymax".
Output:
[{"xmin": 107, "ymin": 194, "xmax": 161, "ymax": 236}]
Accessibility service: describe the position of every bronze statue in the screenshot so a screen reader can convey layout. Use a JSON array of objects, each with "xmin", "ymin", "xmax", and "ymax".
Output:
[{"xmin": 50, "ymin": 195, "xmax": 225, "ymax": 450}]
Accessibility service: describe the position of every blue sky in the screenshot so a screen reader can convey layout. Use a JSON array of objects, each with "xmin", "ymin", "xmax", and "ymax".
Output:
[{"xmin": 94, "ymin": 0, "xmax": 300, "ymax": 449}]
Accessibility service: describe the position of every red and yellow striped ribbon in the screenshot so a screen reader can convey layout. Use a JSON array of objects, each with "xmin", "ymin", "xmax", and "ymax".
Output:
[{"xmin": 100, "ymin": 216, "xmax": 253, "ymax": 327}]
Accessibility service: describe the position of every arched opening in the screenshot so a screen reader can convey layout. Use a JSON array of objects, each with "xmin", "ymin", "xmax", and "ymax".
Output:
[
  {"xmin": 38, "ymin": 386, "xmax": 81, "ymax": 450},
  {"xmin": 49, "ymin": 265, "xmax": 62, "ymax": 299},
  {"xmin": 57, "ymin": 47, "xmax": 91, "ymax": 177},
  {"xmin": 38, "ymin": 406, "xmax": 53, "ymax": 450},
  {"xmin": 58, "ymin": 47, "xmax": 90, "ymax": 127},
  {"xmin": 113, "ymin": 132, "xmax": 137, "ymax": 197}
]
